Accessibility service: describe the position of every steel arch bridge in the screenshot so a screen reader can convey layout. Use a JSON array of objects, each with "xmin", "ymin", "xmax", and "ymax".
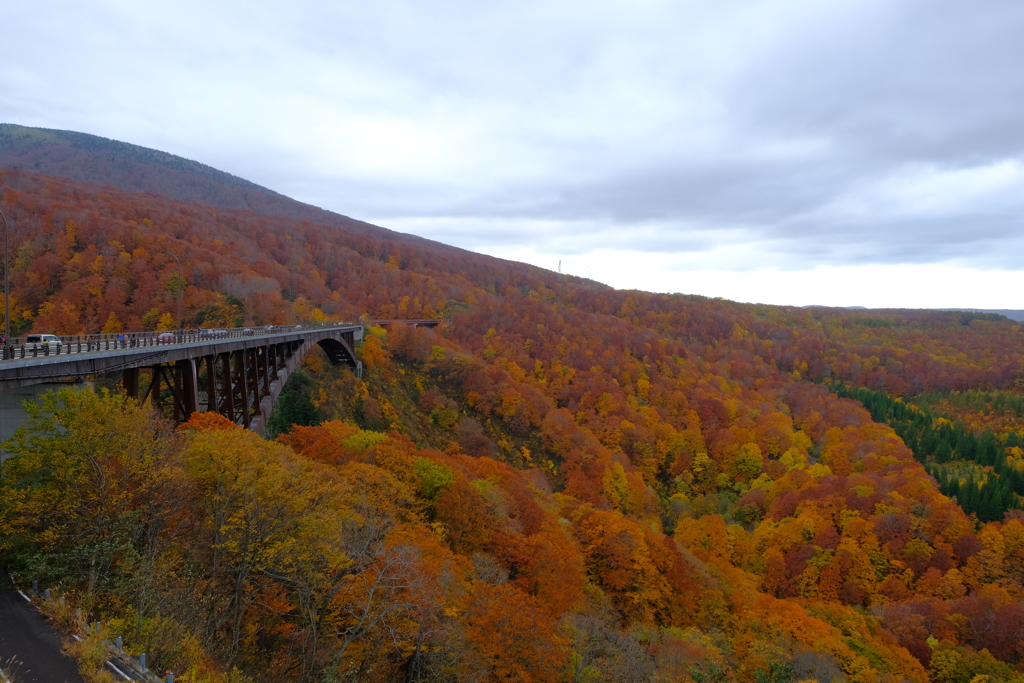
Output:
[{"xmin": 0, "ymin": 324, "xmax": 363, "ymax": 434}]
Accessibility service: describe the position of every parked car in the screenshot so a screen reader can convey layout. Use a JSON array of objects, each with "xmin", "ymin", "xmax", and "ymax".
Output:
[
  {"xmin": 242, "ymin": 328, "xmax": 255, "ymax": 336},
  {"xmin": 25, "ymin": 334, "xmax": 63, "ymax": 350},
  {"xmin": 157, "ymin": 332, "xmax": 176, "ymax": 343}
]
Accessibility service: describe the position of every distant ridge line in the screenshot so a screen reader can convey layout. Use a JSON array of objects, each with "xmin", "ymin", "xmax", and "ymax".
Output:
[
  {"xmin": 802, "ymin": 305, "xmax": 1024, "ymax": 322},
  {"xmin": 935, "ymin": 308, "xmax": 1024, "ymax": 322}
]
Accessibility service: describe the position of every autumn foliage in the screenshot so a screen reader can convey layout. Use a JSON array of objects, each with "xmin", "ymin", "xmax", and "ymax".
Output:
[{"xmin": 2, "ymin": 165, "xmax": 1024, "ymax": 682}]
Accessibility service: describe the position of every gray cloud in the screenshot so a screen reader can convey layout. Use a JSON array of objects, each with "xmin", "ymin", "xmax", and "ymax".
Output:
[{"xmin": 3, "ymin": 0, "xmax": 1024, "ymax": 275}]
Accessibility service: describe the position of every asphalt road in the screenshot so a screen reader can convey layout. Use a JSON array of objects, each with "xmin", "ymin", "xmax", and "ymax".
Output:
[{"xmin": 0, "ymin": 577, "xmax": 85, "ymax": 683}]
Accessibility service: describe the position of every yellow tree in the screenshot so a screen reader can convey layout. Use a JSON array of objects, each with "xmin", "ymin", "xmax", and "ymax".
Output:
[
  {"xmin": 179, "ymin": 419, "xmax": 354, "ymax": 661},
  {"xmin": 0, "ymin": 387, "xmax": 181, "ymax": 594},
  {"xmin": 101, "ymin": 311, "xmax": 123, "ymax": 333},
  {"xmin": 155, "ymin": 312, "xmax": 177, "ymax": 331}
]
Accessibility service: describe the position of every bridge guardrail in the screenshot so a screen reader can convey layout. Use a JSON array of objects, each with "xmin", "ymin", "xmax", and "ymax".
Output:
[{"xmin": 0, "ymin": 323, "xmax": 361, "ymax": 362}]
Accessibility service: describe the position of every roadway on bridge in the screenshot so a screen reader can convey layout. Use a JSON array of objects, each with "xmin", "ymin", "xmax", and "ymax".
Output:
[{"xmin": 0, "ymin": 577, "xmax": 85, "ymax": 683}]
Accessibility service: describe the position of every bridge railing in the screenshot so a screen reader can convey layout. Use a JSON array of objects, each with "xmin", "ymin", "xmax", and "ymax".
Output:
[{"xmin": 0, "ymin": 323, "xmax": 360, "ymax": 362}]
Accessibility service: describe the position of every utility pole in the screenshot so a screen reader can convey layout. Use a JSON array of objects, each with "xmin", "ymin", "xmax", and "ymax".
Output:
[
  {"xmin": 1, "ymin": 210, "xmax": 9, "ymax": 356},
  {"xmin": 164, "ymin": 251, "xmax": 183, "ymax": 331}
]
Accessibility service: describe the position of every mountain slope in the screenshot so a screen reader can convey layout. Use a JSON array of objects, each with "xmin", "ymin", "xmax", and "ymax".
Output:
[{"xmin": 0, "ymin": 123, "xmax": 434, "ymax": 245}]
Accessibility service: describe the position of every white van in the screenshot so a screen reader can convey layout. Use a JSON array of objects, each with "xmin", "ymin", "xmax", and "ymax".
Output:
[{"xmin": 25, "ymin": 334, "xmax": 63, "ymax": 350}]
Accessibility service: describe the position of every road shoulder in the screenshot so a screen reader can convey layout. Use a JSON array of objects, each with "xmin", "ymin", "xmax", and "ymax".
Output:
[{"xmin": 0, "ymin": 577, "xmax": 86, "ymax": 683}]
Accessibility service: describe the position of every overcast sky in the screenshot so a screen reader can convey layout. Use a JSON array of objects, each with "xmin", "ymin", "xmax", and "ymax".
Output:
[{"xmin": 4, "ymin": 0, "xmax": 1024, "ymax": 307}]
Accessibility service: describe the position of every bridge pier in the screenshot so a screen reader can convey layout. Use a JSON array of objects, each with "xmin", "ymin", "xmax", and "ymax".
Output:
[
  {"xmin": 202, "ymin": 354, "xmax": 216, "ymax": 413},
  {"xmin": 179, "ymin": 359, "xmax": 199, "ymax": 417},
  {"xmin": 123, "ymin": 367, "xmax": 139, "ymax": 399}
]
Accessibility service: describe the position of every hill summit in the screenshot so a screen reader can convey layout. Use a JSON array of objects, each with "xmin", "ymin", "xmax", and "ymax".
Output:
[{"xmin": 0, "ymin": 123, "xmax": 428, "ymax": 243}]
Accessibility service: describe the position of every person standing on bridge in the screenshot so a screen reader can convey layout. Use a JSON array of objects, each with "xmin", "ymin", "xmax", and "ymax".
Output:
[{"xmin": 117, "ymin": 332, "xmax": 125, "ymax": 348}]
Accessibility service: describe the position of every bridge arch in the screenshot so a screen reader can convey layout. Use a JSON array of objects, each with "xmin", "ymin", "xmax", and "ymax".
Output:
[{"xmin": 316, "ymin": 337, "xmax": 357, "ymax": 368}]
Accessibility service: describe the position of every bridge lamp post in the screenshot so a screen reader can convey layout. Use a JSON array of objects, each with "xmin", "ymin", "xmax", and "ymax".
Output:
[
  {"xmin": 164, "ymin": 251, "xmax": 183, "ymax": 331},
  {"xmin": 1, "ymin": 210, "xmax": 9, "ymax": 355}
]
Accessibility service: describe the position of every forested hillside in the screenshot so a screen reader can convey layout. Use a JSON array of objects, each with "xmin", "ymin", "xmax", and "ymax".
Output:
[
  {"xmin": 2, "ymin": 160, "xmax": 1024, "ymax": 683},
  {"xmin": 0, "ymin": 124, "xmax": 433, "ymax": 243}
]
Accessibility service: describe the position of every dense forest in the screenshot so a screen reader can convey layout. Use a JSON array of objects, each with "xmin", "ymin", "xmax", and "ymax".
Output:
[
  {"xmin": 2, "ymin": 164, "xmax": 1024, "ymax": 683},
  {"xmin": 831, "ymin": 384, "xmax": 1024, "ymax": 523}
]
